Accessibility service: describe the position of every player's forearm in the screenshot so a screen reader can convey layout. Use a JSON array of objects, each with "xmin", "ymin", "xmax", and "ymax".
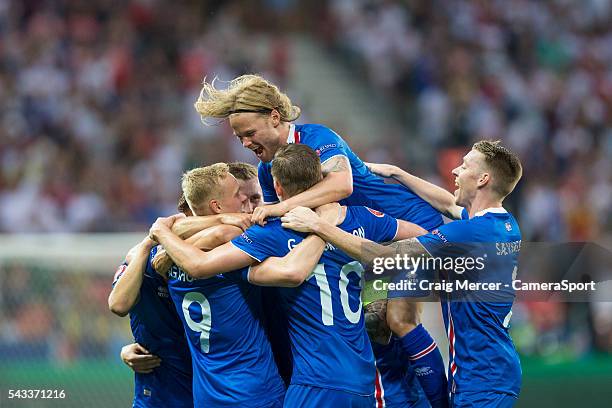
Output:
[
  {"xmin": 190, "ymin": 225, "xmax": 242, "ymax": 251},
  {"xmin": 251, "ymin": 235, "xmax": 326, "ymax": 287},
  {"xmin": 281, "ymin": 172, "xmax": 352, "ymax": 212},
  {"xmin": 108, "ymin": 245, "xmax": 149, "ymax": 316},
  {"xmin": 395, "ymin": 220, "xmax": 428, "ymax": 240},
  {"xmin": 156, "ymin": 230, "xmax": 217, "ymax": 279},
  {"xmin": 152, "ymin": 229, "xmax": 211, "ymax": 274},
  {"xmin": 392, "ymin": 168, "xmax": 462, "ymax": 219},
  {"xmin": 312, "ymin": 220, "xmax": 392, "ymax": 266},
  {"xmin": 172, "ymin": 215, "xmax": 223, "ymax": 239}
]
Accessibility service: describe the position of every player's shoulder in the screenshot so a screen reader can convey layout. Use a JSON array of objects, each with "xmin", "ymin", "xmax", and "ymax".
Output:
[
  {"xmin": 428, "ymin": 218, "xmax": 476, "ymax": 243},
  {"xmin": 475, "ymin": 209, "xmax": 521, "ymax": 238},
  {"xmin": 298, "ymin": 123, "xmax": 343, "ymax": 143},
  {"xmin": 239, "ymin": 217, "xmax": 284, "ymax": 242},
  {"xmin": 338, "ymin": 206, "xmax": 377, "ymax": 234},
  {"xmin": 348, "ymin": 205, "xmax": 387, "ymax": 218}
]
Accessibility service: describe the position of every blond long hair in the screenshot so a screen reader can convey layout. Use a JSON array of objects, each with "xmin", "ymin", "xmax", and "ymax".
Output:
[{"xmin": 194, "ymin": 75, "xmax": 301, "ymax": 123}]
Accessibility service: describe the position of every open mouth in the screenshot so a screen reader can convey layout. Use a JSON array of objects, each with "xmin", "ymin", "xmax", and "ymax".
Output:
[{"xmin": 251, "ymin": 146, "xmax": 264, "ymax": 158}]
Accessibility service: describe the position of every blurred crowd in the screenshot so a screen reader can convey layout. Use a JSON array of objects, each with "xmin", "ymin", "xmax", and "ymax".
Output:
[
  {"xmin": 0, "ymin": 0, "xmax": 291, "ymax": 232},
  {"xmin": 325, "ymin": 0, "xmax": 611, "ymax": 243},
  {"xmin": 0, "ymin": 0, "xmax": 610, "ymax": 361}
]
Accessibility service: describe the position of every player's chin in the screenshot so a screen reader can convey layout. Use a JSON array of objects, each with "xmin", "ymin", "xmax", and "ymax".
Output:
[{"xmin": 259, "ymin": 151, "xmax": 273, "ymax": 162}]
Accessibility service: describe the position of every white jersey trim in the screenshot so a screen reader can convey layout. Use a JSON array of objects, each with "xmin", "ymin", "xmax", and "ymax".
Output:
[
  {"xmin": 229, "ymin": 242, "xmax": 263, "ymax": 263},
  {"xmin": 286, "ymin": 124, "xmax": 296, "ymax": 143},
  {"xmin": 474, "ymin": 207, "xmax": 507, "ymax": 217}
]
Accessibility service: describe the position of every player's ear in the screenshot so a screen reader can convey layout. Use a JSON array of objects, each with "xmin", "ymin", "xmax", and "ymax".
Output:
[
  {"xmin": 273, "ymin": 179, "xmax": 284, "ymax": 200},
  {"xmin": 477, "ymin": 172, "xmax": 490, "ymax": 188},
  {"xmin": 209, "ymin": 199, "xmax": 222, "ymax": 214},
  {"xmin": 270, "ymin": 109, "xmax": 280, "ymax": 127}
]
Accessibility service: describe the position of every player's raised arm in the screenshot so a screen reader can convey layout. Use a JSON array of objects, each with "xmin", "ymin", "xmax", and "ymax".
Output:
[
  {"xmin": 367, "ymin": 162, "xmax": 463, "ymax": 220},
  {"xmin": 108, "ymin": 236, "xmax": 156, "ymax": 317},
  {"xmin": 251, "ymin": 152, "xmax": 353, "ymax": 225},
  {"xmin": 149, "ymin": 216, "xmax": 255, "ymax": 279}
]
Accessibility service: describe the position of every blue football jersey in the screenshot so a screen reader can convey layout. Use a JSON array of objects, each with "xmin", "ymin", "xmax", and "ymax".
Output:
[
  {"xmin": 232, "ymin": 206, "xmax": 399, "ymax": 395},
  {"xmin": 258, "ymin": 123, "xmax": 443, "ymax": 231},
  {"xmin": 167, "ymin": 265, "xmax": 285, "ymax": 407},
  {"xmin": 417, "ymin": 207, "xmax": 522, "ymax": 397},
  {"xmin": 112, "ymin": 246, "xmax": 193, "ymax": 408},
  {"xmin": 373, "ymin": 339, "xmax": 428, "ymax": 408}
]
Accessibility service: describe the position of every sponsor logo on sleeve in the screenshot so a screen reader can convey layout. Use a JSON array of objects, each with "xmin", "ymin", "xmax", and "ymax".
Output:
[
  {"xmin": 316, "ymin": 143, "xmax": 338, "ymax": 155},
  {"xmin": 431, "ymin": 229, "xmax": 448, "ymax": 243}
]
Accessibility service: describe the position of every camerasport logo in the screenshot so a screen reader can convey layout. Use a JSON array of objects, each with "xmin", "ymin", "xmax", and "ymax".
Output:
[{"xmin": 366, "ymin": 207, "xmax": 385, "ymax": 217}]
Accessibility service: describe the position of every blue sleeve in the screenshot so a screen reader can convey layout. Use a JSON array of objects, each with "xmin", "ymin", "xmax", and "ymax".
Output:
[
  {"xmin": 351, "ymin": 206, "xmax": 399, "ymax": 243},
  {"xmin": 417, "ymin": 221, "xmax": 471, "ymax": 258},
  {"xmin": 460, "ymin": 207, "xmax": 469, "ymax": 220},
  {"xmin": 258, "ymin": 162, "xmax": 279, "ymax": 203},
  {"xmin": 143, "ymin": 246, "xmax": 159, "ymax": 278},
  {"xmin": 231, "ymin": 224, "xmax": 287, "ymax": 263},
  {"xmin": 305, "ymin": 125, "xmax": 350, "ymax": 164},
  {"xmin": 112, "ymin": 246, "xmax": 159, "ymax": 286}
]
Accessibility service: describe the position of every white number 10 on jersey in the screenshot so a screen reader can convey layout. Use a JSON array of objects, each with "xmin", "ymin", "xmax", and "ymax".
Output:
[{"xmin": 310, "ymin": 261, "xmax": 364, "ymax": 326}]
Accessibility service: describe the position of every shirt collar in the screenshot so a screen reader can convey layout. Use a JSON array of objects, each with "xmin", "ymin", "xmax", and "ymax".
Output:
[
  {"xmin": 286, "ymin": 124, "xmax": 297, "ymax": 143},
  {"xmin": 474, "ymin": 207, "xmax": 507, "ymax": 217}
]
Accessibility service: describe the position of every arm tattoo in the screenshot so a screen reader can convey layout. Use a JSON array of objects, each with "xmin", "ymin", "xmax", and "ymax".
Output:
[{"xmin": 322, "ymin": 156, "xmax": 350, "ymax": 176}]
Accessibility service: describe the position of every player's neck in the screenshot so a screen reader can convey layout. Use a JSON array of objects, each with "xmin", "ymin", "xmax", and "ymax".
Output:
[
  {"xmin": 278, "ymin": 122, "xmax": 291, "ymax": 145},
  {"xmin": 467, "ymin": 193, "xmax": 503, "ymax": 218}
]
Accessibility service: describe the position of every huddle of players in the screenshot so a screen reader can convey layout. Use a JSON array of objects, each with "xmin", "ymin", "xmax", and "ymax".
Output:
[{"xmin": 109, "ymin": 75, "xmax": 523, "ymax": 408}]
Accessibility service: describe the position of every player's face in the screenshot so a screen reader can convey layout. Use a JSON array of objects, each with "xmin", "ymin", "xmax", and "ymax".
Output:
[
  {"xmin": 451, "ymin": 150, "xmax": 485, "ymax": 208},
  {"xmin": 229, "ymin": 112, "xmax": 283, "ymax": 163},
  {"xmin": 218, "ymin": 174, "xmax": 248, "ymax": 213},
  {"xmin": 191, "ymin": 174, "xmax": 247, "ymax": 215},
  {"xmin": 237, "ymin": 177, "xmax": 263, "ymax": 214}
]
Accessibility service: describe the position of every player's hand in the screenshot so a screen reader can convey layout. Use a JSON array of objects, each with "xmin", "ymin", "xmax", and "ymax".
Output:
[
  {"xmin": 152, "ymin": 249, "xmax": 172, "ymax": 280},
  {"xmin": 220, "ymin": 213, "xmax": 252, "ymax": 231},
  {"xmin": 141, "ymin": 235, "xmax": 157, "ymax": 250},
  {"xmin": 365, "ymin": 162, "xmax": 399, "ymax": 178},
  {"xmin": 120, "ymin": 343, "xmax": 161, "ymax": 374},
  {"xmin": 315, "ymin": 203, "xmax": 341, "ymax": 226},
  {"xmin": 251, "ymin": 202, "xmax": 289, "ymax": 226},
  {"xmin": 281, "ymin": 206, "xmax": 320, "ymax": 233},
  {"xmin": 149, "ymin": 213, "xmax": 185, "ymax": 241}
]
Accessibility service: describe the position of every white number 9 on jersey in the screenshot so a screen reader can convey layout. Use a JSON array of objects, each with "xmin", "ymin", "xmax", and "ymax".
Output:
[{"xmin": 182, "ymin": 292, "xmax": 212, "ymax": 353}]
